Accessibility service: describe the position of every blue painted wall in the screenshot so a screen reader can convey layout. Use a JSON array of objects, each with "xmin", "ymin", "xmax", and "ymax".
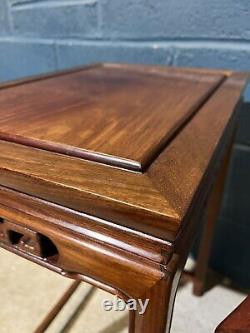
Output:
[{"xmin": 0, "ymin": 0, "xmax": 250, "ymax": 287}]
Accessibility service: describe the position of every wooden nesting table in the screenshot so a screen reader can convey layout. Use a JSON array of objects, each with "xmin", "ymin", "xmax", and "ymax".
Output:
[
  {"xmin": 216, "ymin": 295, "xmax": 250, "ymax": 333},
  {"xmin": 0, "ymin": 64, "xmax": 248, "ymax": 333}
]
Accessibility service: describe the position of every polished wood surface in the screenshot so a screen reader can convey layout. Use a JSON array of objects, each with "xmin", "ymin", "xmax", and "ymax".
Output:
[
  {"xmin": 0, "ymin": 63, "xmax": 224, "ymax": 171},
  {"xmin": 216, "ymin": 296, "xmax": 250, "ymax": 333},
  {"xmin": 0, "ymin": 64, "xmax": 248, "ymax": 333},
  {"xmin": 0, "ymin": 186, "xmax": 163, "ymax": 299},
  {"xmin": 193, "ymin": 137, "xmax": 234, "ymax": 296},
  {"xmin": 0, "ymin": 139, "xmax": 181, "ymax": 241},
  {"xmin": 148, "ymin": 73, "xmax": 246, "ymax": 223},
  {"xmin": 0, "ymin": 69, "xmax": 246, "ymax": 242}
]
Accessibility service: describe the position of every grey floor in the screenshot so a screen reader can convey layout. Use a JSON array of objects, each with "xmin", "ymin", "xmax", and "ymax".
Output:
[{"xmin": 0, "ymin": 248, "xmax": 246, "ymax": 333}]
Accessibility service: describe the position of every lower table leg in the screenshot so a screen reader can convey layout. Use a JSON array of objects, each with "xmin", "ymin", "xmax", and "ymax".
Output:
[{"xmin": 129, "ymin": 255, "xmax": 181, "ymax": 333}]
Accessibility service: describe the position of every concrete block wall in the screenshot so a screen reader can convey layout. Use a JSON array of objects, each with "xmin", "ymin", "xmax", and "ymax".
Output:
[
  {"xmin": 1, "ymin": 0, "xmax": 250, "ymax": 80},
  {"xmin": 0, "ymin": 0, "xmax": 250, "ymax": 287}
]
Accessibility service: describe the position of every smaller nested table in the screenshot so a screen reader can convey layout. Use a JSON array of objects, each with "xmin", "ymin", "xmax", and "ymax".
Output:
[
  {"xmin": 216, "ymin": 296, "xmax": 250, "ymax": 333},
  {"xmin": 0, "ymin": 64, "xmax": 248, "ymax": 332}
]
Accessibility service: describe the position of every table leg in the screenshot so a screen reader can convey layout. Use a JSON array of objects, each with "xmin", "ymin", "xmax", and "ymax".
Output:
[
  {"xmin": 34, "ymin": 280, "xmax": 81, "ymax": 333},
  {"xmin": 128, "ymin": 254, "xmax": 182, "ymax": 333},
  {"xmin": 193, "ymin": 141, "xmax": 233, "ymax": 296}
]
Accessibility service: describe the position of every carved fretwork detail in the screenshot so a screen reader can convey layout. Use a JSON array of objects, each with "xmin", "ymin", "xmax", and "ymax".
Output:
[{"xmin": 0, "ymin": 218, "xmax": 58, "ymax": 261}]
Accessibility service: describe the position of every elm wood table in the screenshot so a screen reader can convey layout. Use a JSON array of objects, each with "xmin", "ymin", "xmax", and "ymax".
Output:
[{"xmin": 0, "ymin": 64, "xmax": 248, "ymax": 333}]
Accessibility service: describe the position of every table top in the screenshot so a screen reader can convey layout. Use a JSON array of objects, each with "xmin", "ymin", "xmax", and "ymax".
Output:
[
  {"xmin": 0, "ymin": 64, "xmax": 248, "ymax": 242},
  {"xmin": 0, "ymin": 63, "xmax": 224, "ymax": 171}
]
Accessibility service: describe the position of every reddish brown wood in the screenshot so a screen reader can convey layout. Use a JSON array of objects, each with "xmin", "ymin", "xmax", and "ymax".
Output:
[
  {"xmin": 193, "ymin": 137, "xmax": 234, "ymax": 296},
  {"xmin": 147, "ymin": 73, "xmax": 247, "ymax": 224},
  {"xmin": 0, "ymin": 140, "xmax": 180, "ymax": 241},
  {"xmin": 34, "ymin": 280, "xmax": 81, "ymax": 333},
  {"xmin": 0, "ymin": 218, "xmax": 44, "ymax": 257},
  {"xmin": 216, "ymin": 296, "xmax": 250, "ymax": 333},
  {"xmin": 0, "ymin": 187, "xmax": 163, "ymax": 299},
  {"xmin": 0, "ymin": 64, "xmax": 248, "ymax": 333},
  {"xmin": 0, "ymin": 64, "xmax": 224, "ymax": 171},
  {"xmin": 129, "ymin": 254, "xmax": 182, "ymax": 333}
]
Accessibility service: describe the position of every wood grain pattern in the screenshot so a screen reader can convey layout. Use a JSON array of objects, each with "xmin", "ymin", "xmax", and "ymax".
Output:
[
  {"xmin": 0, "ymin": 186, "xmax": 163, "ymax": 299},
  {"xmin": 0, "ymin": 186, "xmax": 172, "ymax": 264},
  {"xmin": 0, "ymin": 63, "xmax": 224, "ymax": 171},
  {"xmin": 0, "ymin": 72, "xmax": 247, "ymax": 241},
  {"xmin": 0, "ymin": 64, "xmax": 248, "ymax": 333},
  {"xmin": 0, "ymin": 140, "xmax": 181, "ymax": 241},
  {"xmin": 148, "ymin": 73, "xmax": 248, "ymax": 231}
]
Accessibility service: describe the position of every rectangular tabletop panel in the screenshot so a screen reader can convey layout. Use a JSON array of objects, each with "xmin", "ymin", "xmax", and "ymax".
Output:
[
  {"xmin": 0, "ymin": 64, "xmax": 224, "ymax": 171},
  {"xmin": 0, "ymin": 65, "xmax": 247, "ymax": 242}
]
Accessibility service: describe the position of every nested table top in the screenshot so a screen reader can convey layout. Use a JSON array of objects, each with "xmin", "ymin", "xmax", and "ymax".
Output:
[{"xmin": 0, "ymin": 64, "xmax": 247, "ymax": 242}]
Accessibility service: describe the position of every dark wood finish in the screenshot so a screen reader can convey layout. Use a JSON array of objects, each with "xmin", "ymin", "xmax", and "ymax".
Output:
[
  {"xmin": 193, "ymin": 137, "xmax": 234, "ymax": 296},
  {"xmin": 0, "ymin": 64, "xmax": 248, "ymax": 333},
  {"xmin": 216, "ymin": 296, "xmax": 250, "ymax": 333},
  {"xmin": 34, "ymin": 280, "xmax": 81, "ymax": 333}
]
